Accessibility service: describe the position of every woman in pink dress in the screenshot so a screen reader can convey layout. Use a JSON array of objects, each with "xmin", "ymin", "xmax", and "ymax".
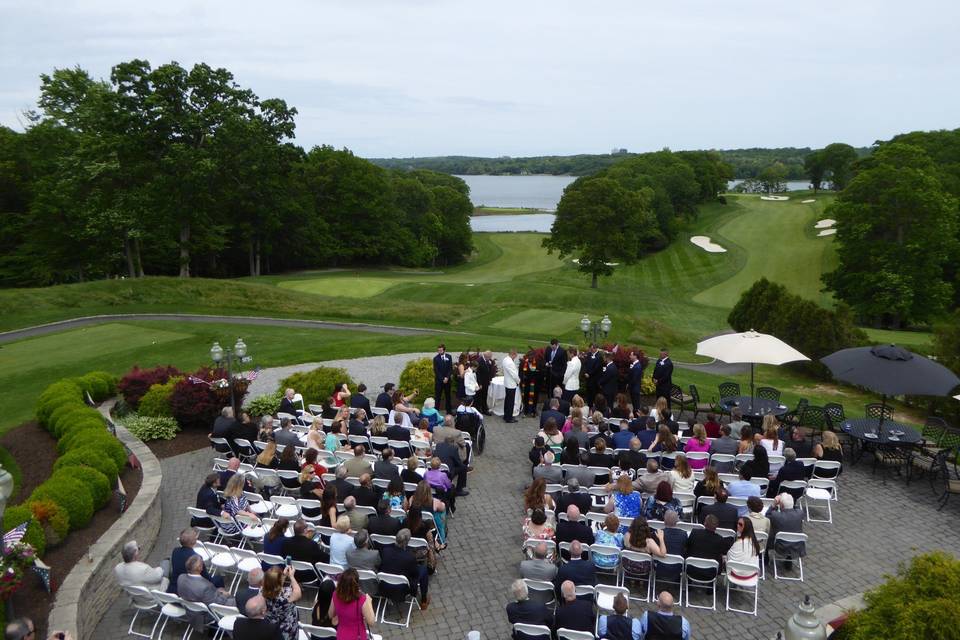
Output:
[
  {"xmin": 683, "ymin": 423, "xmax": 712, "ymax": 470},
  {"xmin": 328, "ymin": 568, "xmax": 377, "ymax": 640}
]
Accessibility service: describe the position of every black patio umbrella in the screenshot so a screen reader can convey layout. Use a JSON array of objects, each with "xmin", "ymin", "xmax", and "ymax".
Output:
[{"xmin": 821, "ymin": 344, "xmax": 960, "ymax": 428}]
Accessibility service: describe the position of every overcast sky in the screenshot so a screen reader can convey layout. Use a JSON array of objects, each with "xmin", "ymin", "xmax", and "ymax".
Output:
[{"xmin": 2, "ymin": 1, "xmax": 958, "ymax": 158}]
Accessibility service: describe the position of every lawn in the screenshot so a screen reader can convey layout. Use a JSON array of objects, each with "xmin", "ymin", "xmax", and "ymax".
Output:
[{"xmin": 278, "ymin": 276, "xmax": 399, "ymax": 298}]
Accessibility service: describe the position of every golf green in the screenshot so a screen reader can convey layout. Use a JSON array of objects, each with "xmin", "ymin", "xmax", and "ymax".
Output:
[{"xmin": 491, "ymin": 309, "xmax": 585, "ymax": 335}]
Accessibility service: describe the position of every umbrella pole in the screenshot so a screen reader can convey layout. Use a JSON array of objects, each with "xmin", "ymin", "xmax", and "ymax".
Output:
[
  {"xmin": 750, "ymin": 363, "xmax": 755, "ymax": 403},
  {"xmin": 877, "ymin": 394, "xmax": 887, "ymax": 434}
]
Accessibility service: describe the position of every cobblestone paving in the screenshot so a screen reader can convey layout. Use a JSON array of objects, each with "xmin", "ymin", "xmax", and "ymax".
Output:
[{"xmin": 94, "ymin": 411, "xmax": 960, "ymax": 640}]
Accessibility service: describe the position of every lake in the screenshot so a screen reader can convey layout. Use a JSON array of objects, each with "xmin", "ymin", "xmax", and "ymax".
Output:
[
  {"xmin": 470, "ymin": 213, "xmax": 555, "ymax": 233},
  {"xmin": 456, "ymin": 174, "xmax": 576, "ymax": 210},
  {"xmin": 727, "ymin": 179, "xmax": 812, "ymax": 192}
]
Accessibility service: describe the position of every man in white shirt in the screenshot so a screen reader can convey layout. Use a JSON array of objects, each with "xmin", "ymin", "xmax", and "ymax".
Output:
[
  {"xmin": 562, "ymin": 347, "xmax": 581, "ymax": 402},
  {"xmin": 114, "ymin": 540, "xmax": 168, "ymax": 598},
  {"xmin": 502, "ymin": 349, "xmax": 520, "ymax": 423}
]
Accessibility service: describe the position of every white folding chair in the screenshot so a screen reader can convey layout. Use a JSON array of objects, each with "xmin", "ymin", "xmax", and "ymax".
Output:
[
  {"xmin": 208, "ymin": 602, "xmax": 241, "ymax": 640},
  {"xmin": 512, "ymin": 623, "xmax": 552, "ymax": 640},
  {"xmin": 618, "ymin": 550, "xmax": 652, "ymax": 602},
  {"xmin": 772, "ymin": 532, "xmax": 808, "ymax": 581},
  {"xmin": 186, "ymin": 507, "xmax": 217, "ymax": 539},
  {"xmin": 121, "ymin": 585, "xmax": 160, "ymax": 638},
  {"xmin": 683, "ymin": 557, "xmax": 720, "ymax": 610},
  {"xmin": 244, "ymin": 491, "xmax": 274, "ymax": 517},
  {"xmin": 523, "ymin": 579, "xmax": 557, "ymax": 610},
  {"xmin": 749, "ymin": 477, "xmax": 770, "ymax": 494},
  {"xmin": 233, "ymin": 438, "xmax": 258, "ymax": 463},
  {"xmin": 811, "ymin": 460, "xmax": 842, "ymax": 484},
  {"xmin": 270, "ymin": 495, "xmax": 300, "ymax": 519},
  {"xmin": 557, "ymin": 628, "xmax": 596, "ymax": 640},
  {"xmin": 180, "ymin": 600, "xmax": 218, "ymax": 637},
  {"xmin": 523, "ymin": 538, "xmax": 557, "ymax": 560},
  {"xmin": 300, "ymin": 623, "xmax": 338, "ymax": 639},
  {"xmin": 804, "ymin": 485, "xmax": 834, "ymax": 523},
  {"xmin": 236, "ymin": 514, "xmax": 265, "ymax": 549},
  {"xmin": 652, "ymin": 554, "xmax": 685, "ymax": 605},
  {"xmin": 725, "ymin": 560, "xmax": 760, "ymax": 615},
  {"xmin": 588, "ymin": 544, "xmax": 621, "ymax": 583},
  {"xmin": 808, "ymin": 477, "xmax": 839, "ymax": 501},
  {"xmin": 377, "ymin": 572, "xmax": 421, "ymax": 627},
  {"xmin": 149, "ymin": 590, "xmax": 189, "ymax": 639},
  {"xmin": 314, "ymin": 561, "xmax": 346, "ymax": 580}
]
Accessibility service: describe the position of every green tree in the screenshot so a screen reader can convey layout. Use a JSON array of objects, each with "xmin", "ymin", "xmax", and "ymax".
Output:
[
  {"xmin": 757, "ymin": 162, "xmax": 788, "ymax": 193},
  {"xmin": 543, "ymin": 177, "xmax": 660, "ymax": 288},
  {"xmin": 823, "ymin": 143, "xmax": 959, "ymax": 326},
  {"xmin": 821, "ymin": 142, "xmax": 858, "ymax": 190},
  {"xmin": 804, "ymin": 150, "xmax": 826, "ymax": 192}
]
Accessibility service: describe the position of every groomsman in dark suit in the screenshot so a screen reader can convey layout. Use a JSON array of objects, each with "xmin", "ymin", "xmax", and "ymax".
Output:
[
  {"xmin": 583, "ymin": 344, "xmax": 602, "ymax": 404},
  {"xmin": 476, "ymin": 350, "xmax": 494, "ymax": 416},
  {"xmin": 628, "ymin": 351, "xmax": 645, "ymax": 412},
  {"xmin": 545, "ymin": 339, "xmax": 567, "ymax": 401},
  {"xmin": 652, "ymin": 348, "xmax": 674, "ymax": 408},
  {"xmin": 433, "ymin": 344, "xmax": 454, "ymax": 412},
  {"xmin": 597, "ymin": 355, "xmax": 619, "ymax": 408}
]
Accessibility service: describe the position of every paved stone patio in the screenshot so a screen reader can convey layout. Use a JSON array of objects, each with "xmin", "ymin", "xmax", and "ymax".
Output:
[{"xmin": 93, "ymin": 411, "xmax": 960, "ymax": 640}]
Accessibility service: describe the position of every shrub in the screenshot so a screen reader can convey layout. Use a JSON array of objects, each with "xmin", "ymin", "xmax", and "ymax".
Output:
[
  {"xmin": 279, "ymin": 367, "xmax": 356, "ymax": 408},
  {"xmin": 36, "ymin": 386, "xmax": 83, "ymax": 426},
  {"xmin": 245, "ymin": 391, "xmax": 282, "ymax": 418},
  {"xmin": 45, "ymin": 402, "xmax": 85, "ymax": 433},
  {"xmin": 30, "ymin": 476, "xmax": 94, "ymax": 531},
  {"xmin": 78, "ymin": 373, "xmax": 109, "ymax": 400},
  {"xmin": 841, "ymin": 552, "xmax": 960, "ymax": 639},
  {"xmin": 138, "ymin": 378, "xmax": 180, "ymax": 418},
  {"xmin": 118, "ymin": 365, "xmax": 183, "ymax": 409},
  {"xmin": 398, "ymin": 358, "xmax": 433, "ymax": 406},
  {"xmin": 170, "ymin": 367, "xmax": 227, "ymax": 430},
  {"xmin": 59, "ymin": 467, "xmax": 110, "ymax": 509},
  {"xmin": 57, "ymin": 418, "xmax": 109, "ymax": 453},
  {"xmin": 71, "ymin": 431, "xmax": 127, "ymax": 471},
  {"xmin": 87, "ymin": 371, "xmax": 118, "ymax": 398},
  {"xmin": 28, "ymin": 499, "xmax": 70, "ymax": 547},
  {"xmin": 53, "ymin": 406, "xmax": 103, "ymax": 439},
  {"xmin": 122, "ymin": 414, "xmax": 180, "ymax": 441},
  {"xmin": 53, "ymin": 447, "xmax": 118, "ymax": 483},
  {"xmin": 2, "ymin": 506, "xmax": 45, "ymax": 557}
]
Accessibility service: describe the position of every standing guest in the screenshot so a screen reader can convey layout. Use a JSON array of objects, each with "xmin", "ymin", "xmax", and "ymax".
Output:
[
  {"xmin": 278, "ymin": 388, "xmax": 299, "ymax": 418},
  {"xmin": 506, "ymin": 579, "xmax": 552, "ymax": 631},
  {"xmin": 502, "ymin": 349, "xmax": 520, "ymax": 423},
  {"xmin": 562, "ymin": 346, "xmax": 581, "ymax": 402},
  {"xmin": 434, "ymin": 414, "xmax": 469, "ymax": 462},
  {"xmin": 262, "ymin": 566, "xmax": 301, "ymax": 640},
  {"xmin": 114, "ymin": 540, "xmax": 168, "ymax": 592},
  {"xmin": 177, "ymin": 555, "xmax": 235, "ymax": 631},
  {"xmin": 233, "ymin": 595, "xmax": 281, "ymax": 640},
  {"xmin": 638, "ymin": 592, "xmax": 691, "ymax": 640},
  {"xmin": 545, "ymin": 339, "xmax": 568, "ymax": 400},
  {"xmin": 652, "ymin": 348, "xmax": 674, "ymax": 409},
  {"xmin": 436, "ymin": 435, "xmax": 470, "ymax": 497},
  {"xmin": 476, "ymin": 350, "xmax": 495, "ymax": 416},
  {"xmin": 553, "ymin": 580, "xmax": 595, "ymax": 634},
  {"xmin": 433, "ymin": 344, "xmax": 454, "ymax": 412},
  {"xmin": 597, "ymin": 355, "xmax": 619, "ymax": 410},
  {"xmin": 455, "ymin": 353, "xmax": 468, "ymax": 402},
  {"xmin": 350, "ymin": 383, "xmax": 372, "ymax": 417},
  {"xmin": 169, "ymin": 528, "xmax": 223, "ymax": 593},
  {"xmin": 583, "ymin": 344, "xmax": 602, "ymax": 405},
  {"xmin": 709, "ymin": 425, "xmax": 740, "ymax": 471},
  {"xmin": 464, "ymin": 362, "xmax": 479, "ymax": 403},
  {"xmin": 627, "ymin": 351, "xmax": 646, "ymax": 414},
  {"xmin": 598, "ymin": 593, "xmax": 641, "ymax": 640},
  {"xmin": 683, "ymin": 425, "xmax": 711, "ymax": 470},
  {"xmin": 331, "ymin": 383, "xmax": 351, "ymax": 409},
  {"xmin": 328, "ymin": 568, "xmax": 378, "ymax": 639},
  {"xmin": 375, "ymin": 383, "xmax": 395, "ymax": 413}
]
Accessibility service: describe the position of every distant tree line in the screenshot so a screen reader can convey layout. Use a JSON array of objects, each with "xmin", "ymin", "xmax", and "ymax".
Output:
[
  {"xmin": 0, "ymin": 60, "xmax": 473, "ymax": 287},
  {"xmin": 370, "ymin": 147, "xmax": 870, "ymax": 180},
  {"xmin": 821, "ymin": 128, "xmax": 960, "ymax": 328},
  {"xmin": 543, "ymin": 150, "xmax": 732, "ymax": 287}
]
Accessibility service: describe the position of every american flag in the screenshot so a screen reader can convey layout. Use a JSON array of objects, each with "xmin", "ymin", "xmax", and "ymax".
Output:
[
  {"xmin": 3, "ymin": 522, "xmax": 28, "ymax": 551},
  {"xmin": 32, "ymin": 559, "xmax": 54, "ymax": 593},
  {"xmin": 188, "ymin": 376, "xmax": 211, "ymax": 386},
  {"xmin": 243, "ymin": 368, "xmax": 261, "ymax": 381}
]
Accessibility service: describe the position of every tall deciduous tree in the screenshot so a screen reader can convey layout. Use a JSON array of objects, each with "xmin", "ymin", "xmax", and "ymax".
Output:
[
  {"xmin": 823, "ymin": 143, "xmax": 959, "ymax": 326},
  {"xmin": 543, "ymin": 177, "xmax": 660, "ymax": 288}
]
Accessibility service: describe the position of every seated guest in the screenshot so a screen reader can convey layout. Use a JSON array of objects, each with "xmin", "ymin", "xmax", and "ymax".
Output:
[
  {"xmin": 641, "ymin": 481, "xmax": 684, "ymax": 522},
  {"xmin": 374, "ymin": 448, "xmax": 402, "ymax": 483},
  {"xmin": 699, "ymin": 488, "xmax": 739, "ymax": 531},
  {"xmin": 559, "ymin": 436, "xmax": 581, "ymax": 466},
  {"xmin": 262, "ymin": 566, "xmax": 302, "ymax": 637},
  {"xmin": 192, "ymin": 473, "xmax": 221, "ymax": 528},
  {"xmin": 537, "ymin": 418, "xmax": 564, "ymax": 451},
  {"xmin": 747, "ymin": 496, "xmax": 770, "ymax": 536},
  {"xmin": 299, "ymin": 447, "xmax": 327, "ymax": 479},
  {"xmin": 282, "ymin": 519, "xmax": 327, "ymax": 581},
  {"xmin": 605, "ymin": 474, "xmax": 643, "ymax": 525},
  {"xmin": 612, "ymin": 394, "xmax": 632, "ymax": 420},
  {"xmin": 346, "ymin": 529, "xmax": 380, "ymax": 572},
  {"xmin": 543, "ymin": 386, "xmax": 571, "ymax": 416},
  {"xmin": 385, "ymin": 413, "xmax": 412, "ymax": 441},
  {"xmin": 177, "ymin": 555, "xmax": 235, "ymax": 631},
  {"xmin": 612, "ymin": 419, "xmax": 635, "ymax": 450},
  {"xmin": 420, "ymin": 396, "xmax": 442, "ymax": 429},
  {"xmin": 114, "ymin": 540, "xmax": 168, "ymax": 593},
  {"xmin": 233, "ymin": 412, "xmax": 259, "ymax": 448},
  {"xmin": 348, "ymin": 411, "xmax": 368, "ymax": 438},
  {"xmin": 617, "ymin": 437, "xmax": 646, "ymax": 474},
  {"xmin": 329, "ymin": 516, "xmax": 355, "ymax": 566},
  {"xmin": 273, "ymin": 417, "xmax": 301, "ymax": 449},
  {"xmin": 540, "ymin": 399, "xmax": 566, "ymax": 430},
  {"xmin": 533, "ymin": 451, "xmax": 564, "ymax": 485},
  {"xmin": 593, "ymin": 514, "xmax": 625, "ymax": 570},
  {"xmin": 622, "ymin": 517, "xmax": 667, "ymax": 577},
  {"xmin": 524, "ymin": 477, "xmax": 556, "ymax": 515},
  {"xmin": 276, "ymin": 443, "xmax": 300, "ymax": 472},
  {"xmin": 668, "ymin": 453, "xmax": 696, "ymax": 494},
  {"xmin": 278, "ymin": 388, "xmax": 300, "ymax": 418},
  {"xmin": 565, "ymin": 452, "xmax": 597, "ymax": 488},
  {"xmin": 380, "ymin": 528, "xmax": 430, "ymax": 608},
  {"xmin": 234, "ymin": 568, "xmax": 264, "ymax": 619},
  {"xmin": 684, "ymin": 515, "xmax": 731, "ymax": 580},
  {"xmin": 638, "ymin": 592, "xmax": 691, "ymax": 640},
  {"xmin": 556, "ymin": 479, "xmax": 592, "ymax": 516},
  {"xmin": 353, "ymin": 473, "xmax": 380, "ymax": 508},
  {"xmin": 586, "ymin": 437, "xmax": 614, "ymax": 468},
  {"xmin": 506, "ymin": 579, "xmax": 552, "ymax": 634},
  {"xmin": 653, "ymin": 511, "xmax": 687, "ymax": 582},
  {"xmin": 343, "ymin": 446, "xmax": 373, "ymax": 478},
  {"xmin": 598, "ymin": 593, "xmax": 641, "ymax": 640},
  {"xmin": 637, "ymin": 416, "xmax": 659, "ymax": 449},
  {"xmin": 413, "ymin": 418, "xmax": 433, "ymax": 444},
  {"xmin": 233, "ymin": 594, "xmax": 281, "ymax": 640},
  {"xmin": 424, "ymin": 457, "xmax": 455, "ymax": 512},
  {"xmin": 648, "ymin": 425, "xmax": 679, "ymax": 470},
  {"xmin": 169, "ymin": 527, "xmax": 223, "ymax": 593},
  {"xmin": 520, "ymin": 543, "xmax": 558, "ymax": 582},
  {"xmin": 401, "ymin": 456, "xmax": 423, "ymax": 485},
  {"xmin": 211, "ymin": 406, "xmax": 239, "ymax": 442},
  {"xmin": 766, "ymin": 493, "xmax": 805, "ymax": 566},
  {"xmin": 522, "ymin": 509, "xmax": 555, "ymax": 558},
  {"xmin": 726, "ymin": 517, "xmax": 762, "ymax": 581},
  {"xmin": 262, "ymin": 518, "xmax": 289, "ymax": 558},
  {"xmin": 703, "ymin": 413, "xmax": 722, "ymax": 439},
  {"xmin": 555, "ymin": 505, "xmax": 594, "ymax": 545},
  {"xmin": 552, "ymin": 580, "xmax": 595, "ymax": 634},
  {"xmin": 693, "ymin": 466, "xmax": 724, "ymax": 500},
  {"xmin": 365, "ymin": 499, "xmax": 402, "ymax": 536},
  {"xmin": 554, "ymin": 541, "xmax": 596, "ymax": 588},
  {"xmin": 728, "ymin": 466, "xmax": 762, "ymax": 516},
  {"xmin": 728, "ymin": 407, "xmax": 750, "ymax": 439},
  {"xmin": 768, "ymin": 447, "xmax": 806, "ymax": 499},
  {"xmin": 708, "ymin": 424, "xmax": 739, "ymax": 471},
  {"xmin": 813, "ymin": 430, "xmax": 844, "ymax": 476},
  {"xmin": 634, "ymin": 459, "xmax": 667, "ymax": 494},
  {"xmin": 342, "ymin": 496, "xmax": 368, "ymax": 532},
  {"xmin": 683, "ymin": 425, "xmax": 711, "ymax": 470}
]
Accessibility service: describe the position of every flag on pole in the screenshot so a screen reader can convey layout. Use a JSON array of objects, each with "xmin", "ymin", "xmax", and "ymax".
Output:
[
  {"xmin": 2, "ymin": 523, "xmax": 28, "ymax": 552},
  {"xmin": 188, "ymin": 376, "xmax": 211, "ymax": 386},
  {"xmin": 116, "ymin": 477, "xmax": 128, "ymax": 513},
  {"xmin": 243, "ymin": 367, "xmax": 262, "ymax": 382},
  {"xmin": 32, "ymin": 559, "xmax": 54, "ymax": 593}
]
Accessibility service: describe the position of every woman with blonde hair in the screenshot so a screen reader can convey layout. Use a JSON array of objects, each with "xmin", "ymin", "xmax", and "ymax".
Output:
[
  {"xmin": 256, "ymin": 439, "xmax": 279, "ymax": 468},
  {"xmin": 694, "ymin": 465, "xmax": 724, "ymax": 498},
  {"xmin": 305, "ymin": 419, "xmax": 324, "ymax": 452},
  {"xmin": 683, "ymin": 423, "xmax": 711, "ymax": 470},
  {"xmin": 668, "ymin": 453, "xmax": 695, "ymax": 494},
  {"xmin": 221, "ymin": 473, "xmax": 258, "ymax": 534},
  {"xmin": 760, "ymin": 416, "xmax": 784, "ymax": 475},
  {"xmin": 813, "ymin": 430, "xmax": 844, "ymax": 477},
  {"xmin": 369, "ymin": 414, "xmax": 387, "ymax": 437},
  {"xmin": 562, "ymin": 406, "xmax": 583, "ymax": 433},
  {"xmin": 570, "ymin": 394, "xmax": 585, "ymax": 411},
  {"xmin": 650, "ymin": 396, "xmax": 669, "ymax": 422}
]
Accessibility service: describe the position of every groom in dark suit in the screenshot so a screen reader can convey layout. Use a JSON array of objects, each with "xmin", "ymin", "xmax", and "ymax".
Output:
[
  {"xmin": 545, "ymin": 339, "xmax": 567, "ymax": 402},
  {"xmin": 433, "ymin": 344, "xmax": 454, "ymax": 412},
  {"xmin": 583, "ymin": 344, "xmax": 602, "ymax": 404},
  {"xmin": 476, "ymin": 350, "xmax": 494, "ymax": 416},
  {"xmin": 628, "ymin": 351, "xmax": 645, "ymax": 412},
  {"xmin": 652, "ymin": 348, "xmax": 674, "ymax": 407}
]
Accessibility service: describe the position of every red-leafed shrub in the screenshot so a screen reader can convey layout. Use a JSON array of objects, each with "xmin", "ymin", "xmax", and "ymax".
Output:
[
  {"xmin": 170, "ymin": 367, "xmax": 249, "ymax": 430},
  {"xmin": 118, "ymin": 365, "xmax": 183, "ymax": 409},
  {"xmin": 598, "ymin": 343, "xmax": 650, "ymax": 388}
]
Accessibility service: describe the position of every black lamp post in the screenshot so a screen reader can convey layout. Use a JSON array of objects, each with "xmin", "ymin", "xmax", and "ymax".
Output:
[
  {"xmin": 210, "ymin": 338, "xmax": 250, "ymax": 415},
  {"xmin": 579, "ymin": 314, "xmax": 612, "ymax": 343}
]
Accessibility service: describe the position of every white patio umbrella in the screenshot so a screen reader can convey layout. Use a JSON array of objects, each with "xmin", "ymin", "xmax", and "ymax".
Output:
[
  {"xmin": 696, "ymin": 330, "xmax": 810, "ymax": 400},
  {"xmin": 955, "ymin": 394, "xmax": 960, "ymax": 401}
]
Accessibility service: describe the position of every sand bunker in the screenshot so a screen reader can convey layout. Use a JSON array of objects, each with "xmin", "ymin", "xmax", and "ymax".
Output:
[
  {"xmin": 760, "ymin": 195, "xmax": 790, "ymax": 201},
  {"xmin": 690, "ymin": 236, "xmax": 727, "ymax": 253},
  {"xmin": 817, "ymin": 229, "xmax": 837, "ymax": 237},
  {"xmin": 802, "ymin": 199, "xmax": 816, "ymax": 204},
  {"xmin": 815, "ymin": 219, "xmax": 836, "ymax": 229}
]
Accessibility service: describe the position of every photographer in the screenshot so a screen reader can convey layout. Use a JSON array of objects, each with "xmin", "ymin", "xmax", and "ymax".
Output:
[{"xmin": 262, "ymin": 565, "xmax": 302, "ymax": 640}]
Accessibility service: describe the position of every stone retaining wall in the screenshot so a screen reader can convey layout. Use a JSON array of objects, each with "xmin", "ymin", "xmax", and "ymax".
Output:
[{"xmin": 47, "ymin": 404, "xmax": 162, "ymax": 640}]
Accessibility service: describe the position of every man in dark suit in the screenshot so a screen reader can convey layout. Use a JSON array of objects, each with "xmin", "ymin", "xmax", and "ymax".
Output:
[
  {"xmin": 233, "ymin": 568, "xmax": 263, "ymax": 619},
  {"xmin": 554, "ymin": 541, "xmax": 596, "ymax": 589},
  {"xmin": 385, "ymin": 417, "xmax": 411, "ymax": 442},
  {"xmin": 506, "ymin": 579, "xmax": 552, "ymax": 634},
  {"xmin": 699, "ymin": 488, "xmax": 739, "ymax": 530},
  {"xmin": 553, "ymin": 580, "xmax": 595, "ymax": 634},
  {"xmin": 583, "ymin": 344, "xmax": 602, "ymax": 404},
  {"xmin": 684, "ymin": 515, "xmax": 731, "ymax": 581},
  {"xmin": 545, "ymin": 339, "xmax": 567, "ymax": 399},
  {"xmin": 476, "ymin": 350, "xmax": 494, "ymax": 416},
  {"xmin": 374, "ymin": 449, "xmax": 402, "ymax": 483},
  {"xmin": 211, "ymin": 406, "xmax": 240, "ymax": 449},
  {"xmin": 436, "ymin": 435, "xmax": 469, "ymax": 496},
  {"xmin": 539, "ymin": 399, "xmax": 566, "ymax": 430},
  {"xmin": 169, "ymin": 527, "xmax": 224, "ymax": 593},
  {"xmin": 617, "ymin": 437, "xmax": 646, "ymax": 474},
  {"xmin": 541, "ymin": 387, "xmax": 570, "ymax": 416},
  {"xmin": 628, "ymin": 351, "xmax": 646, "ymax": 413},
  {"xmin": 353, "ymin": 474, "xmax": 381, "ymax": 507},
  {"xmin": 366, "ymin": 500, "xmax": 402, "ymax": 537},
  {"xmin": 277, "ymin": 388, "xmax": 299, "ymax": 418},
  {"xmin": 768, "ymin": 447, "xmax": 806, "ymax": 500},
  {"xmin": 597, "ymin": 356, "xmax": 619, "ymax": 408},
  {"xmin": 282, "ymin": 519, "xmax": 328, "ymax": 581},
  {"xmin": 233, "ymin": 595, "xmax": 281, "ymax": 640},
  {"xmin": 652, "ymin": 348, "xmax": 674, "ymax": 408},
  {"xmin": 348, "ymin": 414, "xmax": 368, "ymax": 438},
  {"xmin": 330, "ymin": 466, "xmax": 354, "ymax": 500},
  {"xmin": 380, "ymin": 529, "xmax": 430, "ymax": 607},
  {"xmin": 433, "ymin": 343, "xmax": 454, "ymax": 412},
  {"xmin": 376, "ymin": 383, "xmax": 395, "ymax": 412},
  {"xmin": 556, "ymin": 479, "xmax": 592, "ymax": 516},
  {"xmin": 350, "ymin": 384, "xmax": 372, "ymax": 417},
  {"xmin": 554, "ymin": 505, "xmax": 595, "ymax": 545}
]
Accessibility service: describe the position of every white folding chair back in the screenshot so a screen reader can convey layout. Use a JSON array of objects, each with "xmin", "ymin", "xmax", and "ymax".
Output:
[
  {"xmin": 812, "ymin": 460, "xmax": 842, "ymax": 481},
  {"xmin": 513, "ymin": 623, "xmax": 552, "ymax": 640},
  {"xmin": 377, "ymin": 572, "xmax": 420, "ymax": 627},
  {"xmin": 300, "ymin": 623, "xmax": 338, "ymax": 639},
  {"xmin": 557, "ymin": 628, "xmax": 596, "ymax": 640},
  {"xmin": 772, "ymin": 532, "xmax": 808, "ymax": 581},
  {"xmin": 618, "ymin": 550, "xmax": 652, "ymax": 602},
  {"xmin": 683, "ymin": 557, "xmax": 720, "ymax": 610},
  {"xmin": 523, "ymin": 579, "xmax": 557, "ymax": 609},
  {"xmin": 652, "ymin": 554, "xmax": 685, "ymax": 606},
  {"xmin": 804, "ymin": 486, "xmax": 834, "ymax": 523},
  {"xmin": 122, "ymin": 585, "xmax": 159, "ymax": 638},
  {"xmin": 725, "ymin": 560, "xmax": 760, "ymax": 615}
]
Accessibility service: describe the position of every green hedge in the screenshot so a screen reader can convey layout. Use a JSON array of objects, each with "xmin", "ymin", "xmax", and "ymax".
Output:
[
  {"xmin": 138, "ymin": 379, "xmax": 179, "ymax": 418},
  {"xmin": 398, "ymin": 358, "xmax": 433, "ymax": 407},
  {"xmin": 54, "ymin": 447, "xmax": 118, "ymax": 484},
  {"xmin": 245, "ymin": 391, "xmax": 282, "ymax": 417},
  {"xmin": 2, "ymin": 506, "xmax": 45, "ymax": 557},
  {"xmin": 278, "ymin": 367, "xmax": 358, "ymax": 409},
  {"xmin": 62, "ymin": 466, "xmax": 111, "ymax": 509},
  {"xmin": 30, "ymin": 476, "xmax": 94, "ymax": 530}
]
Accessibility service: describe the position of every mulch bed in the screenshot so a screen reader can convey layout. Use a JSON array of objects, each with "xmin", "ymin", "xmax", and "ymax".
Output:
[
  {"xmin": 0, "ymin": 421, "xmax": 142, "ymax": 637},
  {"xmin": 144, "ymin": 428, "xmax": 211, "ymax": 459}
]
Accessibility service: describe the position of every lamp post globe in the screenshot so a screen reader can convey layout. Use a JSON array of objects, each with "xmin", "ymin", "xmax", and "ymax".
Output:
[
  {"xmin": 580, "ymin": 315, "xmax": 591, "ymax": 338},
  {"xmin": 600, "ymin": 315, "xmax": 612, "ymax": 337},
  {"xmin": 210, "ymin": 342, "xmax": 224, "ymax": 364},
  {"xmin": 234, "ymin": 338, "xmax": 247, "ymax": 358}
]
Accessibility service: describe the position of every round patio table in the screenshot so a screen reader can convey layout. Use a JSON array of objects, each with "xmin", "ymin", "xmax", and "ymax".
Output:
[
  {"xmin": 719, "ymin": 396, "xmax": 789, "ymax": 419},
  {"xmin": 840, "ymin": 418, "xmax": 922, "ymax": 445}
]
